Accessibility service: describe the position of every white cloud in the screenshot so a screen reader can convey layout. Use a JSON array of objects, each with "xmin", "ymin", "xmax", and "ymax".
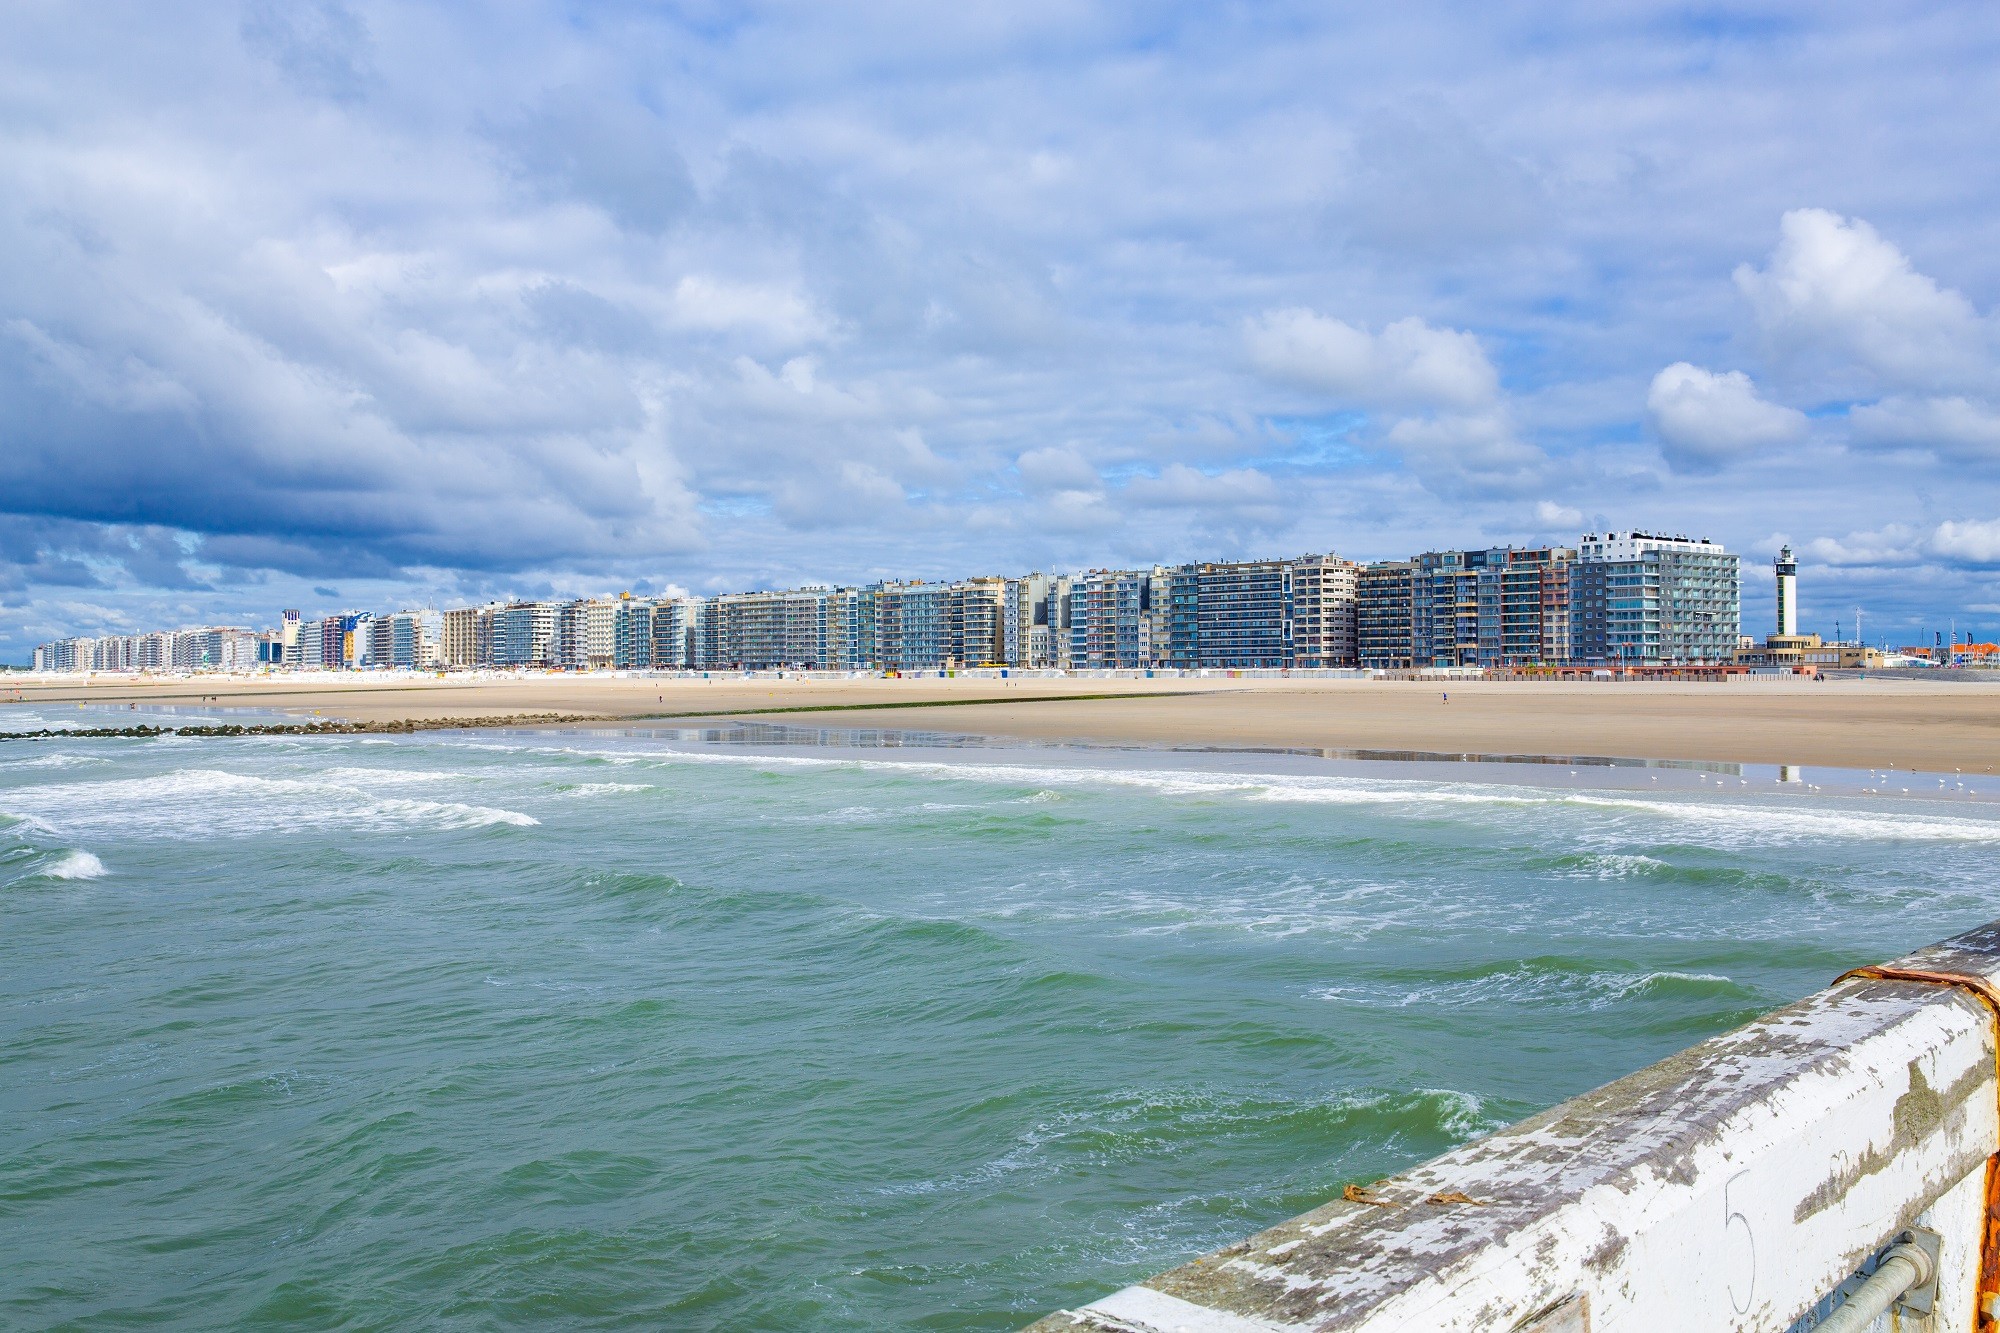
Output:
[
  {"xmin": 1123, "ymin": 463, "xmax": 1281, "ymax": 512},
  {"xmin": 1245, "ymin": 310, "xmax": 1498, "ymax": 411},
  {"xmin": 1931, "ymin": 519, "xmax": 2000, "ymax": 565},
  {"xmin": 9, "ymin": 8, "xmax": 2000, "ymax": 651},
  {"xmin": 1535, "ymin": 500, "xmax": 1582, "ymax": 527},
  {"xmin": 1734, "ymin": 209, "xmax": 1990, "ymax": 391},
  {"xmin": 671, "ymin": 275, "xmax": 829, "ymax": 344},
  {"xmin": 1801, "ymin": 524, "xmax": 1921, "ymax": 567},
  {"xmin": 1383, "ymin": 411, "xmax": 1547, "ymax": 496},
  {"xmin": 1015, "ymin": 446, "xmax": 1101, "ymax": 494},
  {"xmin": 772, "ymin": 461, "xmax": 906, "ymax": 529},
  {"xmin": 1646, "ymin": 363, "xmax": 1806, "ymax": 469},
  {"xmin": 1848, "ymin": 395, "xmax": 2000, "ymax": 461}
]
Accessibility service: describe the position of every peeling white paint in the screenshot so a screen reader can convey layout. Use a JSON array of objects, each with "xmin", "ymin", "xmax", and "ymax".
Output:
[{"xmin": 1024, "ymin": 924, "xmax": 2000, "ymax": 1333}]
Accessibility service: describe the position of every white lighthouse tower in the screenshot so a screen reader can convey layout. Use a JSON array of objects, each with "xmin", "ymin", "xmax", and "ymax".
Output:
[{"xmin": 1775, "ymin": 545, "xmax": 1797, "ymax": 637}]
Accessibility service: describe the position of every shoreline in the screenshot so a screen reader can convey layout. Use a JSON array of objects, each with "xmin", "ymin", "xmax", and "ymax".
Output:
[{"xmin": 6, "ymin": 672, "xmax": 2000, "ymax": 773}]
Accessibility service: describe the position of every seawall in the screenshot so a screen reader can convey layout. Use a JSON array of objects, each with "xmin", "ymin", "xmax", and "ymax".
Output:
[{"xmin": 1025, "ymin": 920, "xmax": 2000, "ymax": 1332}]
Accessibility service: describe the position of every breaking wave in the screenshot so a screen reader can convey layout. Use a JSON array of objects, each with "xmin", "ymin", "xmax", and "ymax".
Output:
[{"xmin": 0, "ymin": 769, "xmax": 537, "ymax": 838}]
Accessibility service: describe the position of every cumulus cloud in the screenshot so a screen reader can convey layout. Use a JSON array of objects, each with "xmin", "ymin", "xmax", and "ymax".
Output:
[
  {"xmin": 1015, "ymin": 446, "xmax": 1101, "ymax": 494},
  {"xmin": 1931, "ymin": 519, "xmax": 2000, "ymax": 565},
  {"xmin": 1245, "ymin": 310, "xmax": 1499, "ymax": 411},
  {"xmin": 670, "ymin": 276, "xmax": 828, "ymax": 344},
  {"xmin": 6, "ymin": 7, "xmax": 2000, "ymax": 654},
  {"xmin": 1124, "ymin": 464, "xmax": 1281, "ymax": 512},
  {"xmin": 1383, "ymin": 411, "xmax": 1548, "ymax": 497},
  {"xmin": 1734, "ymin": 209, "xmax": 1992, "ymax": 392},
  {"xmin": 1646, "ymin": 363, "xmax": 1807, "ymax": 469},
  {"xmin": 1800, "ymin": 524, "xmax": 1922, "ymax": 567},
  {"xmin": 1535, "ymin": 501, "xmax": 1583, "ymax": 528},
  {"xmin": 1848, "ymin": 395, "xmax": 2000, "ymax": 462}
]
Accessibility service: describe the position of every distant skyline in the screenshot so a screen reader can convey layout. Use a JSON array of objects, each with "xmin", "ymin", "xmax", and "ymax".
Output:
[{"xmin": 4, "ymin": 2, "xmax": 2000, "ymax": 661}]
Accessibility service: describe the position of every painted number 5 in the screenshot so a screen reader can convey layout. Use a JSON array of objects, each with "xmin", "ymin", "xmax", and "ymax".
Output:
[{"xmin": 1725, "ymin": 1169, "xmax": 1756, "ymax": 1316}]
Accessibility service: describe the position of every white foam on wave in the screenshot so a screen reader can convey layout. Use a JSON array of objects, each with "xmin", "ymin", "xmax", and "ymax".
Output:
[
  {"xmin": 43, "ymin": 850, "xmax": 108, "ymax": 880},
  {"xmin": 0, "ymin": 752, "xmax": 113, "ymax": 772},
  {"xmin": 549, "ymin": 781, "xmax": 654, "ymax": 797},
  {"xmin": 0, "ymin": 768, "xmax": 538, "ymax": 838},
  {"xmin": 317, "ymin": 766, "xmax": 472, "ymax": 787},
  {"xmin": 0, "ymin": 809, "xmax": 60, "ymax": 838},
  {"xmin": 401, "ymin": 733, "xmax": 2000, "ymax": 850},
  {"xmin": 1557, "ymin": 793, "xmax": 2000, "ymax": 845},
  {"xmin": 1552, "ymin": 852, "xmax": 1671, "ymax": 879},
  {"xmin": 1314, "ymin": 964, "xmax": 1741, "ymax": 1011},
  {"xmin": 617, "ymin": 745, "xmax": 2000, "ymax": 848}
]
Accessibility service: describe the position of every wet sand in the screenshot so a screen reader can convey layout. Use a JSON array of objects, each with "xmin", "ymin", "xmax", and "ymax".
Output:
[{"xmin": 9, "ymin": 672, "xmax": 2000, "ymax": 772}]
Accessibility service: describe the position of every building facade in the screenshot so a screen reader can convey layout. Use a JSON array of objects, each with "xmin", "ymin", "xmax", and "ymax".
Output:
[
  {"xmin": 1570, "ymin": 532, "xmax": 1740, "ymax": 666},
  {"xmin": 1287, "ymin": 555, "xmax": 1359, "ymax": 668}
]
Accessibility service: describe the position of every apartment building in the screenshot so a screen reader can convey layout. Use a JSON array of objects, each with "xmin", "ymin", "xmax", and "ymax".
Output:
[
  {"xmin": 874, "ymin": 581, "xmax": 949, "ymax": 672},
  {"xmin": 825, "ymin": 587, "xmax": 876, "ymax": 671},
  {"xmin": 1005, "ymin": 574, "xmax": 1057, "ymax": 668},
  {"xmin": 1356, "ymin": 561, "xmax": 1417, "ymax": 668},
  {"xmin": 388, "ymin": 610, "xmax": 441, "ymax": 668},
  {"xmin": 1196, "ymin": 559, "xmax": 1288, "ymax": 668},
  {"xmin": 440, "ymin": 606, "xmax": 480, "ymax": 667},
  {"xmin": 493, "ymin": 602, "xmax": 558, "ymax": 667},
  {"xmin": 650, "ymin": 598, "xmax": 704, "ymax": 669},
  {"xmin": 1570, "ymin": 532, "xmax": 1740, "ymax": 666},
  {"xmin": 1474, "ymin": 547, "xmax": 1574, "ymax": 667},
  {"xmin": 31, "ymin": 528, "xmax": 1744, "ymax": 678},
  {"xmin": 1412, "ymin": 550, "xmax": 1482, "ymax": 667},
  {"xmin": 949, "ymin": 578, "xmax": 1008, "ymax": 667},
  {"xmin": 611, "ymin": 597, "xmax": 655, "ymax": 668},
  {"xmin": 1287, "ymin": 555, "xmax": 1360, "ymax": 668},
  {"xmin": 558, "ymin": 597, "xmax": 621, "ymax": 669}
]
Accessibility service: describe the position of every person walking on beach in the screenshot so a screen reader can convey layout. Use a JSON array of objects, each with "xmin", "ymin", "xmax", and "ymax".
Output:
[{"xmin": 1442, "ymin": 691, "xmax": 1448, "ymax": 704}]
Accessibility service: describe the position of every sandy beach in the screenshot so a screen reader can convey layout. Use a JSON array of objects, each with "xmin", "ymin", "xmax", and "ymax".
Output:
[{"xmin": 8, "ymin": 671, "xmax": 2000, "ymax": 773}]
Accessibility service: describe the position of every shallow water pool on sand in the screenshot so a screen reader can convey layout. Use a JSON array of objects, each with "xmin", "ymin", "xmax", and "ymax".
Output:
[{"xmin": 4, "ymin": 728, "xmax": 1996, "ymax": 1329}]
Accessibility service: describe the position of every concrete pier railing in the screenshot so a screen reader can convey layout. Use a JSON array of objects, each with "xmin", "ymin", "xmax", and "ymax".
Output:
[{"xmin": 1025, "ymin": 921, "xmax": 2000, "ymax": 1333}]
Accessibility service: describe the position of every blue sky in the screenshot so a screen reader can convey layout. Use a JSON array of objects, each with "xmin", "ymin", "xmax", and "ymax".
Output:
[{"xmin": 4, "ymin": 1, "xmax": 1999, "ymax": 659}]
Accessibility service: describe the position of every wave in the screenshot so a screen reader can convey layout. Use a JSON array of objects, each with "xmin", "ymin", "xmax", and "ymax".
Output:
[
  {"xmin": 42, "ymin": 850, "xmax": 108, "ymax": 880},
  {"xmin": 545, "ymin": 782, "xmax": 654, "ymax": 797},
  {"xmin": 316, "ymin": 767, "xmax": 472, "ymax": 786},
  {"xmin": 0, "ymin": 753, "xmax": 113, "ymax": 772},
  {"xmin": 1555, "ymin": 795, "xmax": 2000, "ymax": 846},
  {"xmin": 861, "ymin": 1083, "xmax": 1501, "ymax": 1204},
  {"xmin": 613, "ymin": 746, "xmax": 2000, "ymax": 847},
  {"xmin": 0, "ymin": 769, "xmax": 537, "ymax": 838},
  {"xmin": 1313, "ymin": 957, "xmax": 1757, "ymax": 1011}
]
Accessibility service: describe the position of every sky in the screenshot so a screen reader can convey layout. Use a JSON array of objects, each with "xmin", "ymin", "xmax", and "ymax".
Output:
[{"xmin": 4, "ymin": 1, "xmax": 2000, "ymax": 660}]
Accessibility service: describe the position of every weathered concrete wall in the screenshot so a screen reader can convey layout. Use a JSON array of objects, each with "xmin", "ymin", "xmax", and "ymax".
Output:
[{"xmin": 1025, "ymin": 922, "xmax": 2000, "ymax": 1333}]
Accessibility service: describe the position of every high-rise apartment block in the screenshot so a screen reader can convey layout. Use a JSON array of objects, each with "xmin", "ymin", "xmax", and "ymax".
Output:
[
  {"xmin": 32, "ymin": 530, "xmax": 1743, "ymax": 675},
  {"xmin": 1287, "ymin": 556, "xmax": 1359, "ymax": 669},
  {"xmin": 1569, "ymin": 532, "xmax": 1740, "ymax": 666},
  {"xmin": 1357, "ymin": 561, "xmax": 1417, "ymax": 669},
  {"xmin": 1196, "ymin": 559, "xmax": 1289, "ymax": 668}
]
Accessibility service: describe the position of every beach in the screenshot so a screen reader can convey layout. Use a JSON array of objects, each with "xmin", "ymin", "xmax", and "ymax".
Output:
[{"xmin": 8, "ymin": 672, "xmax": 2000, "ymax": 772}]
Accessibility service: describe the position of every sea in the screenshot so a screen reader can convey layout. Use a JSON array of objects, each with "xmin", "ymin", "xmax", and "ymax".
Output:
[{"xmin": 4, "ymin": 706, "xmax": 1998, "ymax": 1329}]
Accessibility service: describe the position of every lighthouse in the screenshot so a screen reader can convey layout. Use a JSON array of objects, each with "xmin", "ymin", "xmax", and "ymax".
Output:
[{"xmin": 1775, "ymin": 545, "xmax": 1797, "ymax": 637}]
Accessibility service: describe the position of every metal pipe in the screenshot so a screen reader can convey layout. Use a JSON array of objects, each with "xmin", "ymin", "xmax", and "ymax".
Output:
[{"xmin": 1811, "ymin": 1240, "xmax": 1935, "ymax": 1333}]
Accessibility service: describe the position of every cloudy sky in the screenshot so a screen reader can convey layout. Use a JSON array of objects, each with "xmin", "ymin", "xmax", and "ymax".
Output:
[{"xmin": 4, "ymin": 1, "xmax": 1999, "ymax": 660}]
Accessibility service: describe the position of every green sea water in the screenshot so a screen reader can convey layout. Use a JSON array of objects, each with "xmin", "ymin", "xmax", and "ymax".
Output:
[{"xmin": 4, "ymin": 718, "xmax": 1998, "ymax": 1329}]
